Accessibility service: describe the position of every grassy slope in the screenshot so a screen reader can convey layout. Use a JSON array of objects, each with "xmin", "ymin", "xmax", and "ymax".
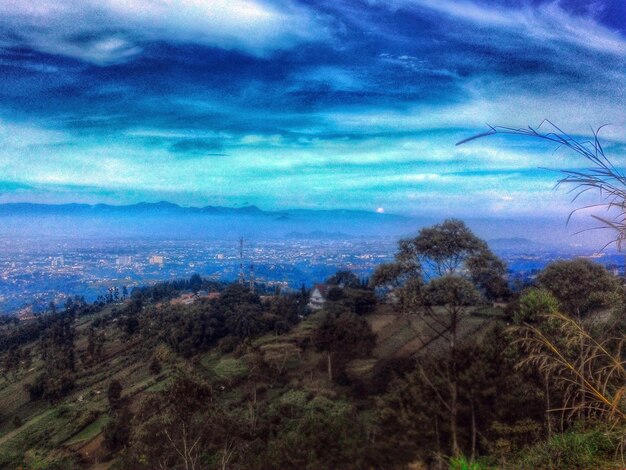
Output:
[{"xmin": 0, "ymin": 304, "xmax": 503, "ymax": 469}]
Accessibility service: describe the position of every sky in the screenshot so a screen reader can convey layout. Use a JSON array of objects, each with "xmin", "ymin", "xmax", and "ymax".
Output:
[{"xmin": 0, "ymin": 0, "xmax": 624, "ymax": 220}]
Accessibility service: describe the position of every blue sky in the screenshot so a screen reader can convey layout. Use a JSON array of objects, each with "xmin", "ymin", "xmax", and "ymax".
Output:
[{"xmin": 0, "ymin": 0, "xmax": 624, "ymax": 218}]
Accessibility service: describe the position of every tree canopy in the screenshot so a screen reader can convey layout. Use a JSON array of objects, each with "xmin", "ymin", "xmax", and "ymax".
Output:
[{"xmin": 537, "ymin": 259, "xmax": 619, "ymax": 318}]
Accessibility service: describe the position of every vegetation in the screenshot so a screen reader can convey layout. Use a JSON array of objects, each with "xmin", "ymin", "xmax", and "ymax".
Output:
[{"xmin": 0, "ymin": 213, "xmax": 624, "ymax": 468}]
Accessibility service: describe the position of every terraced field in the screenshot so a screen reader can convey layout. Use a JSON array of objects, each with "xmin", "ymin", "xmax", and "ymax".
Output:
[{"xmin": 0, "ymin": 302, "xmax": 503, "ymax": 468}]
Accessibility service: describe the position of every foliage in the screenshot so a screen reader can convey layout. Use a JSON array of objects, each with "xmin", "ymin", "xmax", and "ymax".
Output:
[
  {"xmin": 537, "ymin": 259, "xmax": 620, "ymax": 318},
  {"xmin": 513, "ymin": 310, "xmax": 626, "ymax": 425},
  {"xmin": 107, "ymin": 379, "xmax": 123, "ymax": 407},
  {"xmin": 514, "ymin": 288, "xmax": 559, "ymax": 324},
  {"xmin": 103, "ymin": 411, "xmax": 132, "ymax": 452},
  {"xmin": 312, "ymin": 312, "xmax": 376, "ymax": 381},
  {"xmin": 326, "ymin": 270, "xmax": 362, "ymax": 288},
  {"xmin": 449, "ymin": 455, "xmax": 494, "ymax": 470},
  {"xmin": 262, "ymin": 396, "xmax": 369, "ymax": 470},
  {"xmin": 512, "ymin": 427, "xmax": 623, "ymax": 470}
]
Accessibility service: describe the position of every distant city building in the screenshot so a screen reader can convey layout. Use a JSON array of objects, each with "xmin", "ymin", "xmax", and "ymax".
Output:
[
  {"xmin": 149, "ymin": 255, "xmax": 165, "ymax": 265},
  {"xmin": 51, "ymin": 256, "xmax": 64, "ymax": 268},
  {"xmin": 18, "ymin": 306, "xmax": 36, "ymax": 322},
  {"xmin": 170, "ymin": 292, "xmax": 196, "ymax": 306},
  {"xmin": 216, "ymin": 253, "xmax": 225, "ymax": 260},
  {"xmin": 197, "ymin": 291, "xmax": 220, "ymax": 301},
  {"xmin": 116, "ymin": 255, "xmax": 133, "ymax": 266},
  {"xmin": 308, "ymin": 283, "xmax": 329, "ymax": 310}
]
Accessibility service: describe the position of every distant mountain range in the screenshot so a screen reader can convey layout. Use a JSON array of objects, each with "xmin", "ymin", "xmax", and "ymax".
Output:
[
  {"xmin": 0, "ymin": 201, "xmax": 404, "ymax": 220},
  {"xmin": 0, "ymin": 201, "xmax": 414, "ymax": 240},
  {"xmin": 0, "ymin": 202, "xmax": 611, "ymax": 249}
]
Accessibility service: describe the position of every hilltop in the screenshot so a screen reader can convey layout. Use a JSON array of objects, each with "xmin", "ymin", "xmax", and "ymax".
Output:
[{"xmin": 0, "ymin": 220, "xmax": 623, "ymax": 470}]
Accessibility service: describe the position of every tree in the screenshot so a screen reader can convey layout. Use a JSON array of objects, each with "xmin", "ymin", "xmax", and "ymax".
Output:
[
  {"xmin": 466, "ymin": 250, "xmax": 509, "ymax": 301},
  {"xmin": 103, "ymin": 411, "xmax": 131, "ymax": 452},
  {"xmin": 189, "ymin": 273, "xmax": 202, "ymax": 292},
  {"xmin": 87, "ymin": 327, "xmax": 105, "ymax": 363},
  {"xmin": 374, "ymin": 325, "xmax": 546, "ymax": 467},
  {"xmin": 126, "ymin": 372, "xmax": 240, "ymax": 470},
  {"xmin": 423, "ymin": 275, "xmax": 480, "ymax": 455},
  {"xmin": 411, "ymin": 219, "xmax": 490, "ymax": 277},
  {"xmin": 149, "ymin": 357, "xmax": 162, "ymax": 375},
  {"xmin": 312, "ymin": 312, "xmax": 375, "ymax": 382},
  {"xmin": 107, "ymin": 379, "xmax": 123, "ymax": 407},
  {"xmin": 537, "ymin": 259, "xmax": 619, "ymax": 319},
  {"xmin": 536, "ymin": 259, "xmax": 620, "ymax": 421},
  {"xmin": 342, "ymin": 288, "xmax": 377, "ymax": 316},
  {"xmin": 513, "ymin": 288, "xmax": 559, "ymax": 325},
  {"xmin": 372, "ymin": 219, "xmax": 506, "ymax": 456},
  {"xmin": 226, "ymin": 303, "xmax": 265, "ymax": 339},
  {"xmin": 263, "ymin": 396, "xmax": 369, "ymax": 469},
  {"xmin": 326, "ymin": 270, "xmax": 361, "ymax": 288},
  {"xmin": 26, "ymin": 309, "xmax": 77, "ymax": 402}
]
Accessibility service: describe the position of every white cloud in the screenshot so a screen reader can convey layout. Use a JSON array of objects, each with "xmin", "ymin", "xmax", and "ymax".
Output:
[
  {"xmin": 385, "ymin": 0, "xmax": 626, "ymax": 56},
  {"xmin": 0, "ymin": 120, "xmax": 68, "ymax": 148},
  {"xmin": 323, "ymin": 83, "xmax": 626, "ymax": 145},
  {"xmin": 0, "ymin": 0, "xmax": 330, "ymax": 64}
]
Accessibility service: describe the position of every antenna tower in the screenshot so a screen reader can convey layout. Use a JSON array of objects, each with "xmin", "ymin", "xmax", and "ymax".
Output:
[
  {"xmin": 238, "ymin": 237, "xmax": 245, "ymax": 285},
  {"xmin": 249, "ymin": 263, "xmax": 255, "ymax": 293}
]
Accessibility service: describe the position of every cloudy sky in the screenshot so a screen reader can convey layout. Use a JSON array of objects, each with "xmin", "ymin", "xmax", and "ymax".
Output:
[{"xmin": 0, "ymin": 0, "xmax": 624, "ymax": 218}]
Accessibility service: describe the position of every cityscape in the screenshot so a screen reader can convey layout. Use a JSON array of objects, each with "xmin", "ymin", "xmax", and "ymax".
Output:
[{"xmin": 1, "ymin": 233, "xmax": 623, "ymax": 316}]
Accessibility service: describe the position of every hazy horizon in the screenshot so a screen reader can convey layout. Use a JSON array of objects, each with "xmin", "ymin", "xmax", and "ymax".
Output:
[{"xmin": 0, "ymin": 198, "xmax": 619, "ymax": 251}]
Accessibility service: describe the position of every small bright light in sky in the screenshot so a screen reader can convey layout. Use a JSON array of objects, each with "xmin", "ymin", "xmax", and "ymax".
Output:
[
  {"xmin": 376, "ymin": 207, "xmax": 385, "ymax": 214},
  {"xmin": 0, "ymin": 0, "xmax": 624, "ymax": 217}
]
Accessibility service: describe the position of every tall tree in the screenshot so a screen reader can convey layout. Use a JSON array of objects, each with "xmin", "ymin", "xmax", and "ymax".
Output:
[{"xmin": 372, "ymin": 219, "xmax": 506, "ymax": 456}]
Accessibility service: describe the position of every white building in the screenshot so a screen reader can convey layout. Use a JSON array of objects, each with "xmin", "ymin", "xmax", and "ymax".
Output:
[
  {"xmin": 149, "ymin": 255, "xmax": 164, "ymax": 265},
  {"xmin": 116, "ymin": 255, "xmax": 133, "ymax": 266},
  {"xmin": 308, "ymin": 283, "xmax": 330, "ymax": 310}
]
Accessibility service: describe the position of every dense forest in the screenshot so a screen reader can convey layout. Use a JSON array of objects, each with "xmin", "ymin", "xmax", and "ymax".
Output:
[{"xmin": 0, "ymin": 217, "xmax": 624, "ymax": 469}]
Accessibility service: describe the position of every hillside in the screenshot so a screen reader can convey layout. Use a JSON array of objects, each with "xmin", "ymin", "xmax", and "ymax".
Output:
[
  {"xmin": 0, "ymin": 295, "xmax": 502, "ymax": 468},
  {"xmin": 1, "ymin": 221, "xmax": 624, "ymax": 469}
]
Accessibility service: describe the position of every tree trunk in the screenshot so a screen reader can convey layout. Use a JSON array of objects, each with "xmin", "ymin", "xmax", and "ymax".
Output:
[
  {"xmin": 545, "ymin": 372, "xmax": 552, "ymax": 436},
  {"xmin": 435, "ymin": 415, "xmax": 441, "ymax": 469},
  {"xmin": 450, "ymin": 383, "xmax": 460, "ymax": 456},
  {"xmin": 449, "ymin": 307, "xmax": 460, "ymax": 456},
  {"xmin": 327, "ymin": 352, "xmax": 333, "ymax": 381},
  {"xmin": 470, "ymin": 398, "xmax": 476, "ymax": 462}
]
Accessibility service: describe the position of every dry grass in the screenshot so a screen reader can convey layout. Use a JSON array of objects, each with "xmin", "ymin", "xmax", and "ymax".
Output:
[
  {"xmin": 513, "ymin": 311, "xmax": 625, "ymax": 425},
  {"xmin": 458, "ymin": 120, "xmax": 626, "ymax": 249}
]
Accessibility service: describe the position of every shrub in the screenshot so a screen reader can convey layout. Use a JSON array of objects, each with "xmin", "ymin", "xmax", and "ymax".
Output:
[{"xmin": 513, "ymin": 428, "xmax": 621, "ymax": 469}]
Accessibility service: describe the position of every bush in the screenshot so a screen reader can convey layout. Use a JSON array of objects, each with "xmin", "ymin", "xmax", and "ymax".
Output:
[
  {"xmin": 103, "ymin": 413, "xmax": 131, "ymax": 452},
  {"xmin": 107, "ymin": 379, "xmax": 123, "ymax": 407},
  {"xmin": 450, "ymin": 455, "xmax": 494, "ymax": 470},
  {"xmin": 513, "ymin": 428, "xmax": 621, "ymax": 469},
  {"xmin": 149, "ymin": 358, "xmax": 162, "ymax": 375}
]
